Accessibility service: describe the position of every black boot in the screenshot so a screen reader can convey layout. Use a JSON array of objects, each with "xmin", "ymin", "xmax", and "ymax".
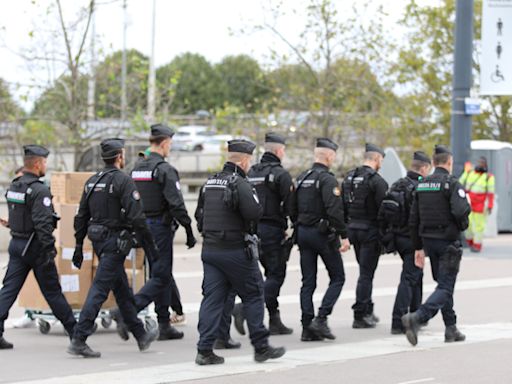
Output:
[
  {"xmin": 232, "ymin": 303, "xmax": 246, "ymax": 335},
  {"xmin": 137, "ymin": 327, "xmax": 159, "ymax": 351},
  {"xmin": 370, "ymin": 313, "xmax": 380, "ymax": 324},
  {"xmin": 67, "ymin": 338, "xmax": 101, "ymax": 358},
  {"xmin": 0, "ymin": 336, "xmax": 13, "ymax": 350},
  {"xmin": 269, "ymin": 310, "xmax": 293, "ymax": 335},
  {"xmin": 158, "ymin": 323, "xmax": 184, "ymax": 341},
  {"xmin": 195, "ymin": 350, "xmax": 225, "ymax": 365},
  {"xmin": 309, "ymin": 316, "xmax": 335, "ymax": 340},
  {"xmin": 300, "ymin": 327, "xmax": 324, "ymax": 342},
  {"xmin": 352, "ymin": 315, "xmax": 376, "ymax": 329},
  {"xmin": 445, "ymin": 325, "xmax": 466, "ymax": 343},
  {"xmin": 254, "ymin": 345, "xmax": 286, "ymax": 363},
  {"xmin": 111, "ymin": 308, "xmax": 129, "ymax": 341},
  {"xmin": 213, "ymin": 337, "xmax": 241, "ymax": 349},
  {"xmin": 401, "ymin": 312, "xmax": 421, "ymax": 346}
]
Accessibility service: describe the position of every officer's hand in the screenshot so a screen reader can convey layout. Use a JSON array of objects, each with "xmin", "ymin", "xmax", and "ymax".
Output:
[
  {"xmin": 42, "ymin": 248, "xmax": 57, "ymax": 267},
  {"xmin": 0, "ymin": 217, "xmax": 9, "ymax": 228},
  {"xmin": 340, "ymin": 238, "xmax": 350, "ymax": 253},
  {"xmin": 185, "ymin": 226, "xmax": 197, "ymax": 249},
  {"xmin": 415, "ymin": 250, "xmax": 425, "ymax": 269},
  {"xmin": 72, "ymin": 245, "xmax": 84, "ymax": 269}
]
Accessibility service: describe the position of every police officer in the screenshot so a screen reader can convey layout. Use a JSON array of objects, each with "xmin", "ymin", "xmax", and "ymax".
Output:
[
  {"xmin": 402, "ymin": 145, "xmax": 470, "ymax": 346},
  {"xmin": 68, "ymin": 138, "xmax": 159, "ymax": 358},
  {"xmin": 115, "ymin": 124, "xmax": 195, "ymax": 341},
  {"xmin": 378, "ymin": 151, "xmax": 432, "ymax": 334},
  {"xmin": 296, "ymin": 138, "xmax": 350, "ymax": 341},
  {"xmin": 195, "ymin": 139, "xmax": 285, "ymax": 365},
  {"xmin": 342, "ymin": 143, "xmax": 388, "ymax": 329},
  {"xmin": 0, "ymin": 145, "xmax": 76, "ymax": 350},
  {"xmin": 229, "ymin": 132, "xmax": 295, "ymax": 338}
]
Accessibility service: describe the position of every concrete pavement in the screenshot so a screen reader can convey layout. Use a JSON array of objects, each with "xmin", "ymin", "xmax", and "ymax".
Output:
[{"xmin": 1, "ymin": 236, "xmax": 512, "ymax": 383}]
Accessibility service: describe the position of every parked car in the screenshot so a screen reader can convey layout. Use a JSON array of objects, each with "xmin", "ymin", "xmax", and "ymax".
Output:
[{"xmin": 172, "ymin": 125, "xmax": 216, "ymax": 151}]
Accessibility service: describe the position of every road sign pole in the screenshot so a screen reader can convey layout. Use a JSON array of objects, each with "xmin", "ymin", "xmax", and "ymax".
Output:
[{"xmin": 450, "ymin": 0, "xmax": 474, "ymax": 177}]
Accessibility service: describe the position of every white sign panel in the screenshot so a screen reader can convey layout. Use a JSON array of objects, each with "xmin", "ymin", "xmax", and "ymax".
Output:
[{"xmin": 481, "ymin": 0, "xmax": 512, "ymax": 95}]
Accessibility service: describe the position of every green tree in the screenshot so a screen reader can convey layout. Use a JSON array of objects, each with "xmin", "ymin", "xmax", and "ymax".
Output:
[
  {"xmin": 0, "ymin": 79, "xmax": 24, "ymax": 121},
  {"xmin": 157, "ymin": 53, "xmax": 220, "ymax": 115}
]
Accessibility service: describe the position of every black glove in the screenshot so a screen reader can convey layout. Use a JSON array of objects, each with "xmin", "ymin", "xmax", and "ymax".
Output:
[
  {"xmin": 40, "ymin": 247, "xmax": 57, "ymax": 267},
  {"xmin": 185, "ymin": 226, "xmax": 197, "ymax": 249},
  {"xmin": 72, "ymin": 245, "xmax": 84, "ymax": 269}
]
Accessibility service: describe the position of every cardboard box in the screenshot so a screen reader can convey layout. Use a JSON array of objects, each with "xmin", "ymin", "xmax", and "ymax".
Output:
[
  {"xmin": 53, "ymin": 203, "xmax": 92, "ymax": 250},
  {"xmin": 56, "ymin": 247, "xmax": 93, "ymax": 274},
  {"xmin": 18, "ymin": 261, "xmax": 93, "ymax": 310},
  {"xmin": 92, "ymin": 267, "xmax": 145, "ymax": 309},
  {"xmin": 51, "ymin": 172, "xmax": 94, "ymax": 204}
]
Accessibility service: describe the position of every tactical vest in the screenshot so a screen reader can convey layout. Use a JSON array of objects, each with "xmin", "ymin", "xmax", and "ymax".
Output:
[
  {"xmin": 296, "ymin": 168, "xmax": 327, "ymax": 224},
  {"xmin": 248, "ymin": 162, "xmax": 284, "ymax": 227},
  {"xmin": 343, "ymin": 167, "xmax": 378, "ymax": 224},
  {"xmin": 416, "ymin": 173, "xmax": 458, "ymax": 238},
  {"xmin": 381, "ymin": 176, "xmax": 417, "ymax": 233},
  {"xmin": 202, "ymin": 172, "xmax": 245, "ymax": 232},
  {"xmin": 131, "ymin": 158, "xmax": 167, "ymax": 216},
  {"xmin": 5, "ymin": 178, "xmax": 41, "ymax": 235},
  {"xmin": 87, "ymin": 170, "xmax": 123, "ymax": 229}
]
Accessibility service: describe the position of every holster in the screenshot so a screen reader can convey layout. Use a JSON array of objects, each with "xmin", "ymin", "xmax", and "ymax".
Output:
[
  {"xmin": 87, "ymin": 224, "xmax": 110, "ymax": 242},
  {"xmin": 244, "ymin": 233, "xmax": 260, "ymax": 261},
  {"xmin": 381, "ymin": 232, "xmax": 396, "ymax": 254},
  {"xmin": 441, "ymin": 242, "xmax": 462, "ymax": 274},
  {"xmin": 116, "ymin": 229, "xmax": 135, "ymax": 257}
]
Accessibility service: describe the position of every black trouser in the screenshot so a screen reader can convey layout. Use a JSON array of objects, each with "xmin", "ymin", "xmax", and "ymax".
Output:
[
  {"xmin": 349, "ymin": 226, "xmax": 380, "ymax": 320},
  {"xmin": 215, "ymin": 290, "xmax": 237, "ymax": 341},
  {"xmin": 0, "ymin": 238, "xmax": 76, "ymax": 337},
  {"xmin": 391, "ymin": 235, "xmax": 423, "ymax": 329},
  {"xmin": 197, "ymin": 246, "xmax": 269, "ymax": 351},
  {"xmin": 258, "ymin": 223, "xmax": 288, "ymax": 314},
  {"xmin": 73, "ymin": 237, "xmax": 145, "ymax": 341},
  {"xmin": 297, "ymin": 225, "xmax": 345, "ymax": 327},
  {"xmin": 133, "ymin": 217, "xmax": 175, "ymax": 324},
  {"xmin": 415, "ymin": 238, "xmax": 460, "ymax": 327}
]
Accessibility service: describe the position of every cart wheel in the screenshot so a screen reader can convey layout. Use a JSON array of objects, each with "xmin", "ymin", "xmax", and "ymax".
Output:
[
  {"xmin": 38, "ymin": 319, "xmax": 51, "ymax": 335},
  {"xmin": 145, "ymin": 318, "xmax": 157, "ymax": 332},
  {"xmin": 92, "ymin": 322, "xmax": 98, "ymax": 334},
  {"xmin": 101, "ymin": 317, "xmax": 112, "ymax": 329}
]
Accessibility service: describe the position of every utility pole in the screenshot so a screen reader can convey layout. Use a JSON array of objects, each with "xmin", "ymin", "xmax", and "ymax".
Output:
[
  {"xmin": 450, "ymin": 0, "xmax": 474, "ymax": 177},
  {"xmin": 121, "ymin": 0, "xmax": 128, "ymax": 123},
  {"xmin": 87, "ymin": 3, "xmax": 96, "ymax": 120},
  {"xmin": 147, "ymin": 0, "xmax": 157, "ymax": 122}
]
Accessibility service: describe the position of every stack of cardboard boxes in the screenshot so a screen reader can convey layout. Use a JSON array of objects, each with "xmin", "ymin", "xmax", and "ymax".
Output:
[{"xmin": 19, "ymin": 172, "xmax": 146, "ymax": 311}]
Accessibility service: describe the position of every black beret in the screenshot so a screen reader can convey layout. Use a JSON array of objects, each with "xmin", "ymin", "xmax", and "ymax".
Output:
[
  {"xmin": 365, "ymin": 143, "xmax": 385, "ymax": 157},
  {"xmin": 265, "ymin": 132, "xmax": 286, "ymax": 145},
  {"xmin": 228, "ymin": 139, "xmax": 256, "ymax": 155},
  {"xmin": 23, "ymin": 144, "xmax": 49, "ymax": 158},
  {"xmin": 316, "ymin": 138, "xmax": 338, "ymax": 151},
  {"xmin": 434, "ymin": 145, "xmax": 452, "ymax": 155},
  {"xmin": 101, "ymin": 138, "xmax": 125, "ymax": 159},
  {"xmin": 413, "ymin": 151, "xmax": 431, "ymax": 164},
  {"xmin": 150, "ymin": 123, "xmax": 174, "ymax": 138}
]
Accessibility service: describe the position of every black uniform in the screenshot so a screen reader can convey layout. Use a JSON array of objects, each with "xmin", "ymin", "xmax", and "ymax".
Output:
[
  {"xmin": 296, "ymin": 162, "xmax": 347, "ymax": 330},
  {"xmin": 0, "ymin": 171, "xmax": 76, "ymax": 342},
  {"xmin": 409, "ymin": 167, "xmax": 470, "ymax": 327},
  {"xmin": 195, "ymin": 162, "xmax": 269, "ymax": 352},
  {"xmin": 379, "ymin": 171, "xmax": 424, "ymax": 331},
  {"xmin": 131, "ymin": 151, "xmax": 194, "ymax": 326},
  {"xmin": 72, "ymin": 165, "xmax": 156, "ymax": 342},
  {"xmin": 342, "ymin": 165, "xmax": 388, "ymax": 323},
  {"xmin": 248, "ymin": 152, "xmax": 294, "ymax": 315}
]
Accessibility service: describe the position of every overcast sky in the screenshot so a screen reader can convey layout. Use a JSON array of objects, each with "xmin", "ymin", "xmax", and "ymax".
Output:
[{"xmin": 0, "ymin": 0, "xmax": 435, "ymax": 109}]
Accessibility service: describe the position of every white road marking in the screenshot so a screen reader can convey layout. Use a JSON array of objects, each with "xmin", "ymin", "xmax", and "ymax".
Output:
[
  {"xmin": 396, "ymin": 378, "xmax": 435, "ymax": 384},
  {"xmin": 13, "ymin": 322, "xmax": 512, "ymax": 384}
]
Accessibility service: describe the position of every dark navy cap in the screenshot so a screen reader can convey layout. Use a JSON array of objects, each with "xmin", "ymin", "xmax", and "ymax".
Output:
[
  {"xmin": 413, "ymin": 151, "xmax": 431, "ymax": 164},
  {"xmin": 150, "ymin": 123, "xmax": 174, "ymax": 138},
  {"xmin": 101, "ymin": 138, "xmax": 125, "ymax": 159},
  {"xmin": 434, "ymin": 145, "xmax": 452, "ymax": 155},
  {"xmin": 23, "ymin": 145, "xmax": 49, "ymax": 158},
  {"xmin": 228, "ymin": 139, "xmax": 256, "ymax": 155},
  {"xmin": 316, "ymin": 138, "xmax": 338, "ymax": 151},
  {"xmin": 365, "ymin": 143, "xmax": 385, "ymax": 157},
  {"xmin": 265, "ymin": 132, "xmax": 286, "ymax": 145}
]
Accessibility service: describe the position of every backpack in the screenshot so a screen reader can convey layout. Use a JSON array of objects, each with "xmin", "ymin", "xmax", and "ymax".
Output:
[{"xmin": 380, "ymin": 177, "xmax": 416, "ymax": 228}]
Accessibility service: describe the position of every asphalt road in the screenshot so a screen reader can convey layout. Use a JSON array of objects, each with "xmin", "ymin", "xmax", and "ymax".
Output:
[{"xmin": 1, "ymin": 235, "xmax": 512, "ymax": 384}]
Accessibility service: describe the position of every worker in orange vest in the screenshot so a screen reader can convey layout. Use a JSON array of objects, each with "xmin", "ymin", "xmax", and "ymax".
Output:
[{"xmin": 459, "ymin": 157, "xmax": 495, "ymax": 252}]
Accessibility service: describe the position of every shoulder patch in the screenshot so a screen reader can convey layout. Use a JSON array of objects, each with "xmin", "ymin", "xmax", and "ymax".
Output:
[
  {"xmin": 333, "ymin": 186, "xmax": 341, "ymax": 196},
  {"xmin": 43, "ymin": 196, "xmax": 52, "ymax": 207},
  {"xmin": 176, "ymin": 181, "xmax": 181, "ymax": 191},
  {"xmin": 132, "ymin": 190, "xmax": 141, "ymax": 201},
  {"xmin": 458, "ymin": 189, "xmax": 466, "ymax": 198}
]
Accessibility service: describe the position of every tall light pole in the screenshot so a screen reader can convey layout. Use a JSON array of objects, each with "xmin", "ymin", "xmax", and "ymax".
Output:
[
  {"xmin": 121, "ymin": 0, "xmax": 128, "ymax": 123},
  {"xmin": 87, "ymin": 3, "xmax": 96, "ymax": 121},
  {"xmin": 450, "ymin": 0, "xmax": 474, "ymax": 177},
  {"xmin": 147, "ymin": 0, "xmax": 157, "ymax": 122}
]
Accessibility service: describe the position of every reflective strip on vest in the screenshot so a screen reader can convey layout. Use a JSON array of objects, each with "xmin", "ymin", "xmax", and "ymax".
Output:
[{"xmin": 6, "ymin": 191, "xmax": 26, "ymax": 204}]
